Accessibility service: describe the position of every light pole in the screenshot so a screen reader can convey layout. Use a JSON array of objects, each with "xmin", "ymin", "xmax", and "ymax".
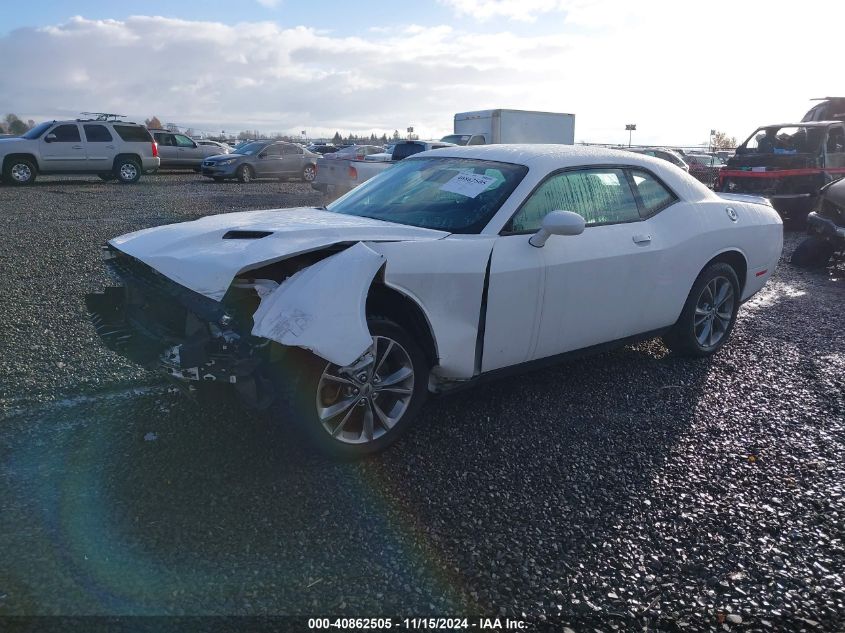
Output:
[{"xmin": 625, "ymin": 124, "xmax": 636, "ymax": 147}]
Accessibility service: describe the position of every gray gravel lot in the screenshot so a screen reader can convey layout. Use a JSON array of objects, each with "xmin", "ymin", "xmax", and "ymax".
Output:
[{"xmin": 0, "ymin": 174, "xmax": 843, "ymax": 630}]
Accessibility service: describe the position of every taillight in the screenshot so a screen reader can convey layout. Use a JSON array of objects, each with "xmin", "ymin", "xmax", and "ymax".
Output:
[
  {"xmin": 152, "ymin": 142, "xmax": 159, "ymax": 158},
  {"xmin": 348, "ymin": 165, "xmax": 358, "ymax": 180}
]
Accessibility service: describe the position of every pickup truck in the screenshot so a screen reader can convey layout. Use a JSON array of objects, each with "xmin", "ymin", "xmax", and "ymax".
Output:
[{"xmin": 312, "ymin": 140, "xmax": 454, "ymax": 201}]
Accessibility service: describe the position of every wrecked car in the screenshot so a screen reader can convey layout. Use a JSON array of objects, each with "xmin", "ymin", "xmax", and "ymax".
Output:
[
  {"xmin": 86, "ymin": 145, "xmax": 783, "ymax": 457},
  {"xmin": 791, "ymin": 177, "xmax": 845, "ymax": 268},
  {"xmin": 719, "ymin": 121, "xmax": 845, "ymax": 225}
]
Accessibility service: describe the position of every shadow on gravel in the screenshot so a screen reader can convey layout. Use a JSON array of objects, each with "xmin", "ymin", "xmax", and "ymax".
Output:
[{"xmin": 0, "ymin": 340, "xmax": 713, "ymax": 622}]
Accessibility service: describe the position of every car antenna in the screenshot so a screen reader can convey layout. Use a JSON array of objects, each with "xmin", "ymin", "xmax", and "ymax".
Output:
[{"xmin": 80, "ymin": 112, "xmax": 126, "ymax": 121}]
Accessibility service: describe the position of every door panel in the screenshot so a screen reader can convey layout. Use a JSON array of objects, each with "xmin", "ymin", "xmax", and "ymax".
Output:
[
  {"xmin": 153, "ymin": 133, "xmax": 178, "ymax": 167},
  {"xmin": 255, "ymin": 145, "xmax": 284, "ymax": 176},
  {"xmin": 41, "ymin": 124, "xmax": 86, "ymax": 170},
  {"xmin": 174, "ymin": 134, "xmax": 203, "ymax": 166},
  {"xmin": 531, "ymin": 222, "xmax": 663, "ymax": 358},
  {"xmin": 82, "ymin": 124, "xmax": 116, "ymax": 170}
]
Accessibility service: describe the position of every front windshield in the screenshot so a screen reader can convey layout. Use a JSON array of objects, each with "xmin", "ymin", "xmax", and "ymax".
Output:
[
  {"xmin": 22, "ymin": 122, "xmax": 52, "ymax": 139},
  {"xmin": 327, "ymin": 157, "xmax": 528, "ymax": 234},
  {"xmin": 234, "ymin": 141, "xmax": 266, "ymax": 155},
  {"xmin": 741, "ymin": 126, "xmax": 824, "ymax": 154}
]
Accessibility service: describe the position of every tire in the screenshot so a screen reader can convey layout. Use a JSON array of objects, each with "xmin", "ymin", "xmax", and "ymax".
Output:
[
  {"xmin": 273, "ymin": 317, "xmax": 428, "ymax": 458},
  {"xmin": 663, "ymin": 262, "xmax": 740, "ymax": 357},
  {"xmin": 114, "ymin": 157, "xmax": 141, "ymax": 184},
  {"xmin": 302, "ymin": 164, "xmax": 317, "ymax": 182},
  {"xmin": 3, "ymin": 158, "xmax": 37, "ymax": 186},
  {"xmin": 98, "ymin": 173, "xmax": 115, "ymax": 182},
  {"xmin": 237, "ymin": 165, "xmax": 254, "ymax": 183},
  {"xmin": 790, "ymin": 236, "xmax": 835, "ymax": 269}
]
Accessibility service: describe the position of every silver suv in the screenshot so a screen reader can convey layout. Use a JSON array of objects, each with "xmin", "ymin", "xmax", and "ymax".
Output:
[{"xmin": 0, "ymin": 118, "xmax": 160, "ymax": 185}]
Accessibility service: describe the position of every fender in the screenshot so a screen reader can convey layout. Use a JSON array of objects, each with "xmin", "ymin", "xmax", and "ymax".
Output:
[{"xmin": 251, "ymin": 242, "xmax": 386, "ymax": 366}]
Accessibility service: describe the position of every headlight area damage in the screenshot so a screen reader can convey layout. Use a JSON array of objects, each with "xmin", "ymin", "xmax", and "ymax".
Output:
[{"xmin": 85, "ymin": 242, "xmax": 387, "ymax": 408}]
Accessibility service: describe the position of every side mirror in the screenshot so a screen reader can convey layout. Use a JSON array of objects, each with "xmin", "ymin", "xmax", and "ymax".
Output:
[
  {"xmin": 529, "ymin": 210, "xmax": 585, "ymax": 248},
  {"xmin": 45, "ymin": 133, "xmax": 57, "ymax": 143}
]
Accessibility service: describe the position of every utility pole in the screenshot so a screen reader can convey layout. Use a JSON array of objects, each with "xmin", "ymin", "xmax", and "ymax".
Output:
[{"xmin": 625, "ymin": 124, "xmax": 636, "ymax": 147}]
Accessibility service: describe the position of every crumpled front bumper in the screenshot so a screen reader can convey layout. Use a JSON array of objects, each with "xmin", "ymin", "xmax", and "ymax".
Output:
[{"xmin": 85, "ymin": 250, "xmax": 278, "ymax": 407}]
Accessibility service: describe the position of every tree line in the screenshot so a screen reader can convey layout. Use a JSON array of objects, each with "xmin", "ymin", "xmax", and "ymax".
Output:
[{"xmin": 0, "ymin": 114, "xmax": 36, "ymax": 135}]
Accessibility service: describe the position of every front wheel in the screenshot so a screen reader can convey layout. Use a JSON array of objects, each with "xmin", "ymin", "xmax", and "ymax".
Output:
[
  {"xmin": 663, "ymin": 262, "xmax": 740, "ymax": 357},
  {"xmin": 301, "ymin": 164, "xmax": 317, "ymax": 182},
  {"xmin": 277, "ymin": 318, "xmax": 428, "ymax": 458},
  {"xmin": 237, "ymin": 165, "xmax": 254, "ymax": 183},
  {"xmin": 791, "ymin": 236, "xmax": 835, "ymax": 268},
  {"xmin": 3, "ymin": 158, "xmax": 37, "ymax": 185}
]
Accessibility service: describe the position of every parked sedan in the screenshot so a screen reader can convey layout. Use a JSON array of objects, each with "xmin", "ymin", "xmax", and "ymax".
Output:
[
  {"xmin": 200, "ymin": 140, "xmax": 318, "ymax": 183},
  {"xmin": 686, "ymin": 153, "xmax": 726, "ymax": 187},
  {"xmin": 86, "ymin": 145, "xmax": 782, "ymax": 457}
]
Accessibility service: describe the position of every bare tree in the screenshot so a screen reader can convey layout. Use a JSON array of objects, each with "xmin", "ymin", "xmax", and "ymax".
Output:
[{"xmin": 711, "ymin": 131, "xmax": 737, "ymax": 150}]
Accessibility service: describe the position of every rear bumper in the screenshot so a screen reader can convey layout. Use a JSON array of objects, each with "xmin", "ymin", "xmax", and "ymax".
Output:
[{"xmin": 141, "ymin": 157, "xmax": 161, "ymax": 171}]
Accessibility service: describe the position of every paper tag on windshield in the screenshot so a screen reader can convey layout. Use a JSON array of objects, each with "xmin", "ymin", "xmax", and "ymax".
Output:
[{"xmin": 439, "ymin": 172, "xmax": 497, "ymax": 198}]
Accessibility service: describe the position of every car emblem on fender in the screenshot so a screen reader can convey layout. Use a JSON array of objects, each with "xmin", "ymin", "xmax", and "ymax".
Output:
[{"xmin": 726, "ymin": 207, "xmax": 738, "ymax": 222}]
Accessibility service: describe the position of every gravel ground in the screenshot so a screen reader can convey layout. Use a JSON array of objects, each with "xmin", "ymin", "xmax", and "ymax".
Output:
[{"xmin": 0, "ymin": 174, "xmax": 843, "ymax": 631}]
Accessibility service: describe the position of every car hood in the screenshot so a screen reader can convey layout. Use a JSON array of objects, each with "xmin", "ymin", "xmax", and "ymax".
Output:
[
  {"xmin": 204, "ymin": 153, "xmax": 245, "ymax": 162},
  {"xmin": 109, "ymin": 207, "xmax": 449, "ymax": 301}
]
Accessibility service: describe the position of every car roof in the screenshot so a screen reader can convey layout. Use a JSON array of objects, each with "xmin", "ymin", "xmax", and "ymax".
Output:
[
  {"xmin": 413, "ymin": 144, "xmax": 715, "ymax": 201},
  {"xmin": 758, "ymin": 121, "xmax": 842, "ymax": 128}
]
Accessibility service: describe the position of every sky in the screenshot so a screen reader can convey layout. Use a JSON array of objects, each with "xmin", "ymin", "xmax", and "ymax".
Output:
[{"xmin": 1, "ymin": 0, "xmax": 844, "ymax": 145}]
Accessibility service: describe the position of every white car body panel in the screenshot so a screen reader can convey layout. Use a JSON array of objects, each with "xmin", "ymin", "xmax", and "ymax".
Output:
[
  {"xmin": 251, "ymin": 243, "xmax": 386, "ymax": 367},
  {"xmin": 369, "ymin": 236, "xmax": 496, "ymax": 379},
  {"xmin": 109, "ymin": 207, "xmax": 448, "ymax": 301},
  {"xmin": 106, "ymin": 145, "xmax": 783, "ymax": 384}
]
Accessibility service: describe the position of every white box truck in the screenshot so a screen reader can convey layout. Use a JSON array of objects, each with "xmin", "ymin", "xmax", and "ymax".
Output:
[{"xmin": 441, "ymin": 109, "xmax": 576, "ymax": 146}]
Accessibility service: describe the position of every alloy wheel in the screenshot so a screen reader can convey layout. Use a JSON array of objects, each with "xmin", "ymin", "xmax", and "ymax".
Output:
[
  {"xmin": 11, "ymin": 163, "xmax": 32, "ymax": 183},
  {"xmin": 119, "ymin": 163, "xmax": 138, "ymax": 181},
  {"xmin": 315, "ymin": 336, "xmax": 415, "ymax": 445},
  {"xmin": 694, "ymin": 275, "xmax": 735, "ymax": 349}
]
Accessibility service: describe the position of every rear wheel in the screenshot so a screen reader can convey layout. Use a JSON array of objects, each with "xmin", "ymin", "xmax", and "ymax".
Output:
[
  {"xmin": 237, "ymin": 165, "xmax": 254, "ymax": 183},
  {"xmin": 114, "ymin": 157, "xmax": 141, "ymax": 184},
  {"xmin": 664, "ymin": 262, "xmax": 740, "ymax": 357},
  {"xmin": 791, "ymin": 236, "xmax": 835, "ymax": 268},
  {"xmin": 3, "ymin": 158, "xmax": 37, "ymax": 185},
  {"xmin": 302, "ymin": 164, "xmax": 317, "ymax": 182},
  {"xmin": 275, "ymin": 318, "xmax": 428, "ymax": 458}
]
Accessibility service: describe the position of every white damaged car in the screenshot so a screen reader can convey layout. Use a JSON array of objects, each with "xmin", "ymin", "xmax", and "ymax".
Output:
[{"xmin": 86, "ymin": 145, "xmax": 783, "ymax": 456}]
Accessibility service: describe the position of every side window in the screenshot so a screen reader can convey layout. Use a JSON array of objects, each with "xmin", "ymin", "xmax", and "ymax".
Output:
[
  {"xmin": 629, "ymin": 170, "xmax": 677, "ymax": 217},
  {"xmin": 262, "ymin": 144, "xmax": 282, "ymax": 157},
  {"xmin": 83, "ymin": 124, "xmax": 112, "ymax": 143},
  {"xmin": 174, "ymin": 134, "xmax": 195, "ymax": 147},
  {"xmin": 826, "ymin": 127, "xmax": 845, "ymax": 153},
  {"xmin": 154, "ymin": 133, "xmax": 174, "ymax": 146},
  {"xmin": 114, "ymin": 125, "xmax": 154, "ymax": 143},
  {"xmin": 510, "ymin": 168, "xmax": 639, "ymax": 232},
  {"xmin": 468, "ymin": 135, "xmax": 486, "ymax": 145},
  {"xmin": 50, "ymin": 124, "xmax": 81, "ymax": 142},
  {"xmin": 281, "ymin": 144, "xmax": 302, "ymax": 155}
]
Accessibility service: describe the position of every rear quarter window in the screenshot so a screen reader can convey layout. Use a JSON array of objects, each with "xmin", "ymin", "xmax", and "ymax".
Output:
[{"xmin": 113, "ymin": 125, "xmax": 153, "ymax": 143}]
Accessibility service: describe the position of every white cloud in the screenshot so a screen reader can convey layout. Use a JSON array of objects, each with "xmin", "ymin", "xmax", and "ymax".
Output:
[{"xmin": 1, "ymin": 7, "xmax": 844, "ymax": 144}]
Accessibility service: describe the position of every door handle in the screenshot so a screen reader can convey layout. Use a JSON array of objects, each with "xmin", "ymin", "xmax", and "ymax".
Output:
[
  {"xmin": 632, "ymin": 233, "xmax": 652, "ymax": 245},
  {"xmin": 105, "ymin": 145, "xmax": 115, "ymax": 149},
  {"xmin": 72, "ymin": 145, "xmax": 83, "ymax": 149}
]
